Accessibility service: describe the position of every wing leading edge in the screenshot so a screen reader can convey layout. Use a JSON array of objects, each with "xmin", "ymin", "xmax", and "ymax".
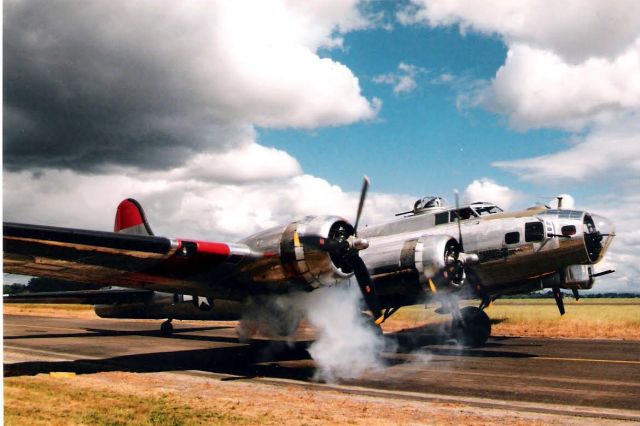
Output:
[
  {"xmin": 3, "ymin": 222, "xmax": 257, "ymax": 297},
  {"xmin": 4, "ymin": 288, "xmax": 153, "ymax": 304}
]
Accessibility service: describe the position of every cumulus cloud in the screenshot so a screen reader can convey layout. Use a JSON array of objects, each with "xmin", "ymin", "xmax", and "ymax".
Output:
[
  {"xmin": 493, "ymin": 115, "xmax": 640, "ymax": 182},
  {"xmin": 373, "ymin": 62, "xmax": 425, "ymax": 95},
  {"xmin": 399, "ymin": 1, "xmax": 640, "ymax": 132},
  {"xmin": 484, "ymin": 42, "xmax": 640, "ymax": 131},
  {"xmin": 462, "ymin": 178, "xmax": 518, "ymax": 210},
  {"xmin": 165, "ymin": 143, "xmax": 303, "ymax": 184},
  {"xmin": 581, "ymin": 193, "xmax": 640, "ymax": 293},
  {"xmin": 4, "ymin": 0, "xmax": 379, "ymax": 172},
  {"xmin": 398, "ymin": 0, "xmax": 640, "ymax": 62},
  {"xmin": 3, "ymin": 168, "xmax": 414, "ymax": 242}
]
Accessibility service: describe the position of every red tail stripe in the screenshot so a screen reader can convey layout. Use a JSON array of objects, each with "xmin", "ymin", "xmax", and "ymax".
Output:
[
  {"xmin": 196, "ymin": 241, "xmax": 231, "ymax": 256},
  {"xmin": 114, "ymin": 199, "xmax": 144, "ymax": 232},
  {"xmin": 176, "ymin": 240, "xmax": 231, "ymax": 257}
]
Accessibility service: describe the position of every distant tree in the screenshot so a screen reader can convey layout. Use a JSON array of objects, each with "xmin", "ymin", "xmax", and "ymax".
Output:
[
  {"xmin": 26, "ymin": 277, "xmax": 101, "ymax": 292},
  {"xmin": 3, "ymin": 283, "xmax": 27, "ymax": 295}
]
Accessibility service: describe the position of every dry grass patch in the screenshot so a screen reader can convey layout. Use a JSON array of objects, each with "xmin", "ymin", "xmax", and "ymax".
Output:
[
  {"xmin": 3, "ymin": 304, "xmax": 98, "ymax": 319},
  {"xmin": 4, "ymin": 372, "xmax": 594, "ymax": 425},
  {"xmin": 4, "ymin": 375, "xmax": 259, "ymax": 426},
  {"xmin": 486, "ymin": 299, "xmax": 640, "ymax": 339},
  {"xmin": 383, "ymin": 299, "xmax": 640, "ymax": 340}
]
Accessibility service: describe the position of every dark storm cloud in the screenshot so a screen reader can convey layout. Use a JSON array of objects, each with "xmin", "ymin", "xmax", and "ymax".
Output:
[{"xmin": 3, "ymin": 0, "xmax": 247, "ymax": 172}]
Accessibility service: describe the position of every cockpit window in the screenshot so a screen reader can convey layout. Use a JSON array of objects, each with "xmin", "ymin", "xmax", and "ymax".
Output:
[
  {"xmin": 473, "ymin": 205, "xmax": 504, "ymax": 216},
  {"xmin": 434, "ymin": 207, "xmax": 478, "ymax": 226},
  {"xmin": 451, "ymin": 207, "xmax": 477, "ymax": 221}
]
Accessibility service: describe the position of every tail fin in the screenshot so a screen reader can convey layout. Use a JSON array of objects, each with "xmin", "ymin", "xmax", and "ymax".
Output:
[{"xmin": 114, "ymin": 198, "xmax": 154, "ymax": 235}]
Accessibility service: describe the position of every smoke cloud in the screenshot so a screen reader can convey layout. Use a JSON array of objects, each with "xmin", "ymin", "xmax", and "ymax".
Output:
[
  {"xmin": 238, "ymin": 283, "xmax": 393, "ymax": 382},
  {"xmin": 302, "ymin": 284, "xmax": 391, "ymax": 382}
]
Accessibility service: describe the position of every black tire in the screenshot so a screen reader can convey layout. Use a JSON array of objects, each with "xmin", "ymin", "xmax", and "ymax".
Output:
[
  {"xmin": 160, "ymin": 321, "xmax": 173, "ymax": 337},
  {"xmin": 452, "ymin": 306, "xmax": 491, "ymax": 347}
]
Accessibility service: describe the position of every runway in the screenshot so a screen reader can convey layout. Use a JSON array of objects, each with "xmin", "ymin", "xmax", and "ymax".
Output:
[{"xmin": 4, "ymin": 314, "xmax": 640, "ymax": 422}]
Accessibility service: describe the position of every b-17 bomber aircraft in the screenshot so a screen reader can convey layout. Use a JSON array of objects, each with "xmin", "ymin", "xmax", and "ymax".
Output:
[{"xmin": 3, "ymin": 178, "xmax": 616, "ymax": 346}]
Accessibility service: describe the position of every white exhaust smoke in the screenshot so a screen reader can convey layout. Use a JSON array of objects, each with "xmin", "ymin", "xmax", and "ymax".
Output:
[
  {"xmin": 238, "ymin": 283, "xmax": 394, "ymax": 382},
  {"xmin": 301, "ymin": 283, "xmax": 390, "ymax": 382}
]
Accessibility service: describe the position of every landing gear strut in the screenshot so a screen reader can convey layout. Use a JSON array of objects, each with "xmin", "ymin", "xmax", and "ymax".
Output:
[
  {"xmin": 452, "ymin": 306, "xmax": 491, "ymax": 347},
  {"xmin": 160, "ymin": 319, "xmax": 173, "ymax": 337}
]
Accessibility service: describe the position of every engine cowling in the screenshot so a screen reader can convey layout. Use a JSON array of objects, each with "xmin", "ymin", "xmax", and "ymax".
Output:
[
  {"xmin": 362, "ymin": 234, "xmax": 463, "ymax": 289},
  {"xmin": 279, "ymin": 215, "xmax": 355, "ymax": 289},
  {"xmin": 401, "ymin": 234, "xmax": 464, "ymax": 287},
  {"xmin": 235, "ymin": 215, "xmax": 356, "ymax": 291}
]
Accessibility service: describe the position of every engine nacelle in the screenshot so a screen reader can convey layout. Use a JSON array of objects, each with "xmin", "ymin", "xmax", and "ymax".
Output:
[
  {"xmin": 402, "ymin": 234, "xmax": 463, "ymax": 286},
  {"xmin": 236, "ymin": 215, "xmax": 355, "ymax": 291},
  {"xmin": 279, "ymin": 215, "xmax": 354, "ymax": 289},
  {"xmin": 363, "ymin": 234, "xmax": 462, "ymax": 288}
]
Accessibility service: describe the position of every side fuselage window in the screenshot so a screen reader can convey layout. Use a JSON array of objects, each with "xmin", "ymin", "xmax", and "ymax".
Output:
[
  {"xmin": 525, "ymin": 222, "xmax": 545, "ymax": 242},
  {"xmin": 435, "ymin": 212, "xmax": 449, "ymax": 225},
  {"xmin": 505, "ymin": 232, "xmax": 520, "ymax": 244}
]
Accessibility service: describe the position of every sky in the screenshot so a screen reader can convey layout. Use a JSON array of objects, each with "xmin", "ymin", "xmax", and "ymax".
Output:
[{"xmin": 3, "ymin": 0, "xmax": 640, "ymax": 293}]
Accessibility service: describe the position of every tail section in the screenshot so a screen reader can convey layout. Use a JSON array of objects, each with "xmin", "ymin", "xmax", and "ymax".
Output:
[{"xmin": 114, "ymin": 198, "xmax": 154, "ymax": 235}]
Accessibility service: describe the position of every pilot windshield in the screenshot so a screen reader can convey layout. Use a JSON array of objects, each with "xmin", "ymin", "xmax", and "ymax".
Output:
[{"xmin": 473, "ymin": 205, "xmax": 503, "ymax": 216}]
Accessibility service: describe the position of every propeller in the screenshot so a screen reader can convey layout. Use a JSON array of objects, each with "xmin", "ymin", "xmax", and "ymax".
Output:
[
  {"xmin": 348, "ymin": 176, "xmax": 383, "ymax": 322},
  {"xmin": 454, "ymin": 190, "xmax": 464, "ymax": 251},
  {"xmin": 301, "ymin": 176, "xmax": 382, "ymax": 322}
]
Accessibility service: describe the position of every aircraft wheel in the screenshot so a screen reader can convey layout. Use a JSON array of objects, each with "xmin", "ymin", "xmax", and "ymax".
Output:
[
  {"xmin": 452, "ymin": 306, "xmax": 491, "ymax": 347},
  {"xmin": 160, "ymin": 320, "xmax": 173, "ymax": 337}
]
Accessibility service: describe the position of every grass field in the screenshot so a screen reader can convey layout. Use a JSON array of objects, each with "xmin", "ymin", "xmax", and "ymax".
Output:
[{"xmin": 383, "ymin": 298, "xmax": 640, "ymax": 340}]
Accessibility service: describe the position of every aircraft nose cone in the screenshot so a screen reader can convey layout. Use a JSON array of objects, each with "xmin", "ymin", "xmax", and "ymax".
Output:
[
  {"xmin": 590, "ymin": 214, "xmax": 615, "ymax": 237},
  {"xmin": 584, "ymin": 213, "xmax": 615, "ymax": 263}
]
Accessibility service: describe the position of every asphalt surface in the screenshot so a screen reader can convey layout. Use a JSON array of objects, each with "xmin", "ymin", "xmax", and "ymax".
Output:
[{"xmin": 4, "ymin": 314, "xmax": 640, "ymax": 421}]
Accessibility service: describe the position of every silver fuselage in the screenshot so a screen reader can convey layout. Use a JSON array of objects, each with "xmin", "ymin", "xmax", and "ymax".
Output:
[{"xmin": 359, "ymin": 205, "xmax": 614, "ymax": 302}]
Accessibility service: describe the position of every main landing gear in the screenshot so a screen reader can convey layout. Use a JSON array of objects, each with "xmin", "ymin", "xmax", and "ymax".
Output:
[
  {"xmin": 160, "ymin": 318, "xmax": 173, "ymax": 337},
  {"xmin": 452, "ymin": 306, "xmax": 491, "ymax": 347},
  {"xmin": 440, "ymin": 297, "xmax": 491, "ymax": 347}
]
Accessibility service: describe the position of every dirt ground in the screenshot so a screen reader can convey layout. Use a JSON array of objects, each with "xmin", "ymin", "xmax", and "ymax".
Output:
[{"xmin": 4, "ymin": 371, "xmax": 613, "ymax": 426}]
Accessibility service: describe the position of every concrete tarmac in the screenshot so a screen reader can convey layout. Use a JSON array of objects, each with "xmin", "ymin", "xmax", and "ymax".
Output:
[{"xmin": 4, "ymin": 314, "xmax": 640, "ymax": 421}]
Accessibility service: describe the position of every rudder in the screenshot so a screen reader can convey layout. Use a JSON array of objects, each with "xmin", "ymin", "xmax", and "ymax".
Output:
[{"xmin": 114, "ymin": 198, "xmax": 154, "ymax": 235}]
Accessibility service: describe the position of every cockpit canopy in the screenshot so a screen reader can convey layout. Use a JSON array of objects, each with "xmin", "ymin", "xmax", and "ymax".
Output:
[
  {"xmin": 413, "ymin": 196, "xmax": 447, "ymax": 212},
  {"xmin": 433, "ymin": 202, "xmax": 503, "ymax": 225},
  {"xmin": 398, "ymin": 197, "xmax": 503, "ymax": 220}
]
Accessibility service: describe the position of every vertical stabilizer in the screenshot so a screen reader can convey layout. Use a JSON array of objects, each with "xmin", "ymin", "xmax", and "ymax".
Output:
[{"xmin": 114, "ymin": 199, "xmax": 154, "ymax": 235}]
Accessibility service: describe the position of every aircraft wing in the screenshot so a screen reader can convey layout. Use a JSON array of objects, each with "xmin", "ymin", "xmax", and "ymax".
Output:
[
  {"xmin": 3, "ymin": 222, "xmax": 258, "ymax": 298},
  {"xmin": 4, "ymin": 288, "xmax": 153, "ymax": 304}
]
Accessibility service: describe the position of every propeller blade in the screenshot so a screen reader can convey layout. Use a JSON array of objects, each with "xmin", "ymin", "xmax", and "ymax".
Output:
[
  {"xmin": 350, "ymin": 254, "xmax": 382, "ymax": 322},
  {"xmin": 454, "ymin": 190, "xmax": 464, "ymax": 251},
  {"xmin": 353, "ymin": 176, "xmax": 370, "ymax": 236},
  {"xmin": 552, "ymin": 287, "xmax": 565, "ymax": 316}
]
